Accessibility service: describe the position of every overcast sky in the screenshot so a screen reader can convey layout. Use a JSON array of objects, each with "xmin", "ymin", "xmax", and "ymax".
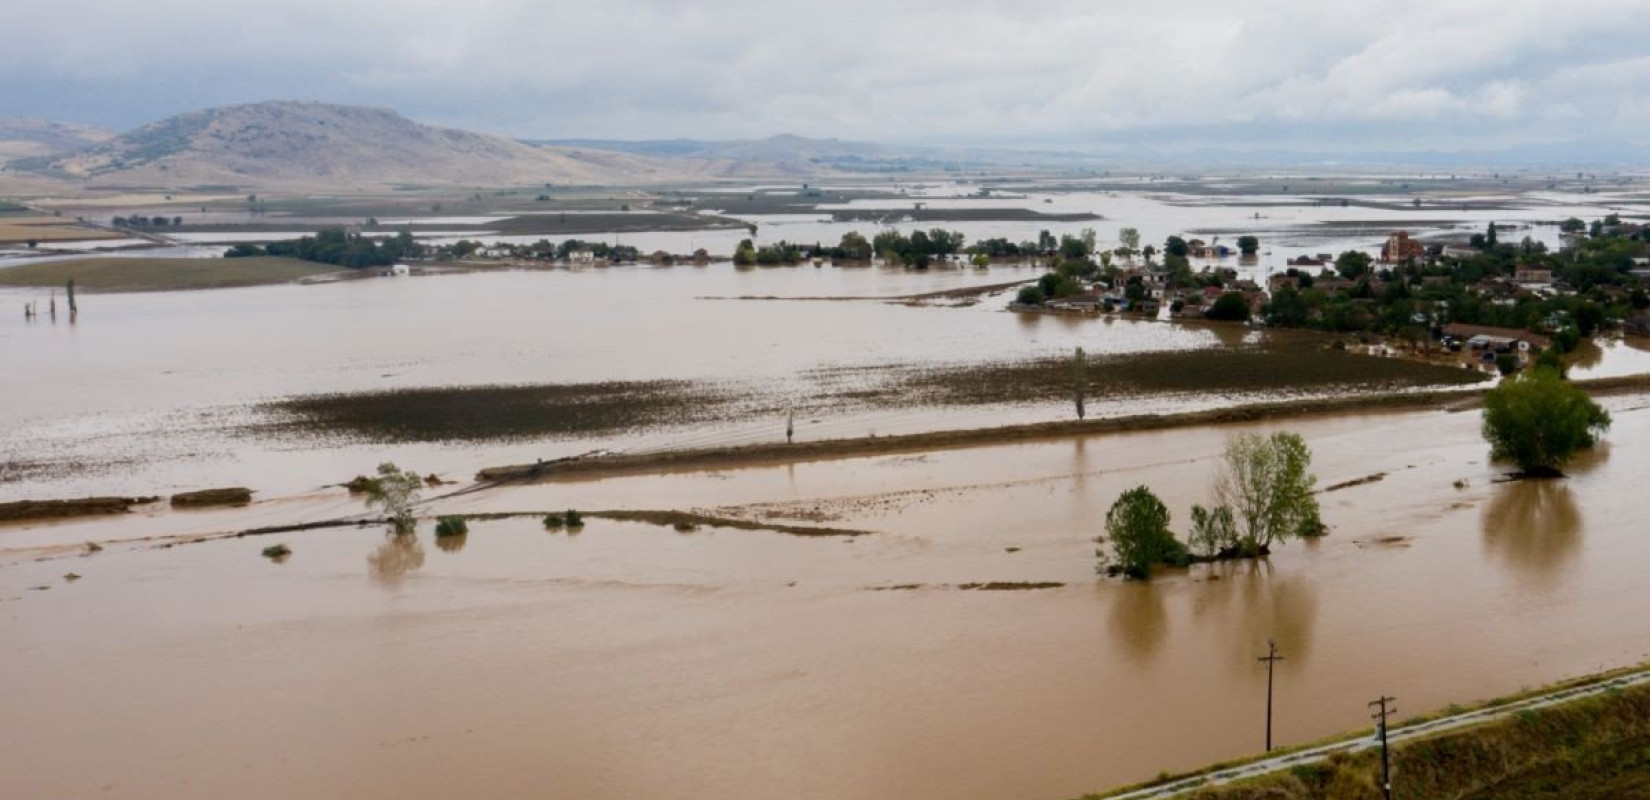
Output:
[{"xmin": 4, "ymin": 0, "xmax": 1649, "ymax": 153}]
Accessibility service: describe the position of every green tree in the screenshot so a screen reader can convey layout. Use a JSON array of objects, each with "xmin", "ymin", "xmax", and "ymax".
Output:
[
  {"xmin": 837, "ymin": 231, "xmax": 872, "ymax": 260},
  {"xmin": 1015, "ymin": 285, "xmax": 1046, "ymax": 305},
  {"xmin": 1214, "ymin": 432, "xmax": 1322, "ymax": 553},
  {"xmin": 1236, "ymin": 235, "xmax": 1260, "ymax": 255},
  {"xmin": 1481, "ymin": 367, "xmax": 1611, "ymax": 476},
  {"xmin": 1206, "ymin": 292, "xmax": 1251, "ymax": 321},
  {"xmin": 1264, "ymin": 284, "xmax": 1309, "ymax": 326},
  {"xmin": 1189, "ymin": 504, "xmax": 1238, "ymax": 558},
  {"xmin": 1118, "ymin": 227, "xmax": 1141, "ymax": 256},
  {"xmin": 1334, "ymin": 250, "xmax": 1372, "ymax": 280},
  {"xmin": 363, "ymin": 462, "xmax": 424, "ymax": 534},
  {"xmin": 1164, "ymin": 235, "xmax": 1190, "ymax": 258},
  {"xmin": 1099, "ymin": 486, "xmax": 1184, "ymax": 579},
  {"xmin": 733, "ymin": 238, "xmax": 757, "ymax": 266},
  {"xmin": 1560, "ymin": 217, "xmax": 1586, "ymax": 233}
]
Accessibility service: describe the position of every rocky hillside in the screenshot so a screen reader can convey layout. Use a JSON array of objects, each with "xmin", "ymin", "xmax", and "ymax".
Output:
[
  {"xmin": 24, "ymin": 101, "xmax": 693, "ymax": 189},
  {"xmin": 0, "ymin": 117, "xmax": 115, "ymax": 160}
]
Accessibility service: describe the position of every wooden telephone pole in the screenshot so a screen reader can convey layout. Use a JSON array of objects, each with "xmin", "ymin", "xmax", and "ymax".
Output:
[
  {"xmin": 1258, "ymin": 639, "xmax": 1285, "ymax": 752},
  {"xmin": 1369, "ymin": 695, "xmax": 1397, "ymax": 800}
]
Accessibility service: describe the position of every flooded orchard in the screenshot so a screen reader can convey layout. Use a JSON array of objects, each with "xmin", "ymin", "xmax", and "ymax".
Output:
[{"xmin": 4, "ymin": 397, "xmax": 1649, "ymax": 800}]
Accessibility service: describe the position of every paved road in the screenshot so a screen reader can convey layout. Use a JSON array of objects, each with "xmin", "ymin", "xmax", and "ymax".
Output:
[{"xmin": 1103, "ymin": 668, "xmax": 1650, "ymax": 800}]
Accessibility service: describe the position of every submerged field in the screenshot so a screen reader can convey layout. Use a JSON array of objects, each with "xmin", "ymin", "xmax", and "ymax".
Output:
[
  {"xmin": 0, "ymin": 256, "xmax": 336, "ymax": 290},
  {"xmin": 253, "ymin": 340, "xmax": 1487, "ymax": 446}
]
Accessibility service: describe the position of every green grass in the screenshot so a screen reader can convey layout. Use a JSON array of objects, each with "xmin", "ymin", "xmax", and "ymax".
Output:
[
  {"xmin": 0, "ymin": 257, "xmax": 338, "ymax": 291},
  {"xmin": 1156, "ymin": 682, "xmax": 1650, "ymax": 800}
]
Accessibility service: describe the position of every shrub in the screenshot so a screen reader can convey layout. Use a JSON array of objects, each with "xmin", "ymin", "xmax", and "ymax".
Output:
[
  {"xmin": 261, "ymin": 543, "xmax": 291, "ymax": 560},
  {"xmin": 1015, "ymin": 285, "xmax": 1046, "ymax": 305},
  {"xmin": 542, "ymin": 512, "xmax": 564, "ymax": 529},
  {"xmin": 363, "ymin": 462, "xmax": 423, "ymax": 534},
  {"xmin": 565, "ymin": 509, "xmax": 584, "ymax": 527},
  {"xmin": 434, "ymin": 516, "xmax": 469, "ymax": 538}
]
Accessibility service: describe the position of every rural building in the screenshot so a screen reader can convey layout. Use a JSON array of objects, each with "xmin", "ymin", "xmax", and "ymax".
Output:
[
  {"xmin": 1380, "ymin": 231, "xmax": 1426, "ymax": 263},
  {"xmin": 1513, "ymin": 266, "xmax": 1553, "ymax": 284},
  {"xmin": 1440, "ymin": 323, "xmax": 1550, "ymax": 352},
  {"xmin": 570, "ymin": 250, "xmax": 596, "ymax": 265},
  {"xmin": 388, "ymin": 263, "xmax": 410, "ymax": 277}
]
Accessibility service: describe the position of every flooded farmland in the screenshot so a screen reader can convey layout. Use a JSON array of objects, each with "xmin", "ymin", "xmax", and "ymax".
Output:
[
  {"xmin": 5, "ymin": 398, "xmax": 1649, "ymax": 800},
  {"xmin": 4, "ymin": 181, "xmax": 1650, "ymax": 800}
]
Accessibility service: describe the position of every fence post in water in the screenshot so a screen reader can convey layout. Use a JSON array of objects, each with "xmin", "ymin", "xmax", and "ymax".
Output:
[
  {"xmin": 67, "ymin": 279, "xmax": 77, "ymax": 319},
  {"xmin": 786, "ymin": 407, "xmax": 794, "ymax": 444},
  {"xmin": 1072, "ymin": 346, "xmax": 1087, "ymax": 420}
]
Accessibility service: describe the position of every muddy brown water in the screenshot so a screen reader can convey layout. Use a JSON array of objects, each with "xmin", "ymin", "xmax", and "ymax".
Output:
[
  {"xmin": 7, "ymin": 263, "xmax": 1648, "ymax": 504},
  {"xmin": 4, "ymin": 397, "xmax": 1647, "ymax": 800}
]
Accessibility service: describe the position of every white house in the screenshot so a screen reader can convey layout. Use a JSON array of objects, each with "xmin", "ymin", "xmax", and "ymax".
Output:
[{"xmin": 389, "ymin": 263, "xmax": 410, "ymax": 277}]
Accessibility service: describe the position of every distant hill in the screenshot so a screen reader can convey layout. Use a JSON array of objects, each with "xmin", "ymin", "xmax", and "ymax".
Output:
[
  {"xmin": 536, "ymin": 134, "xmax": 1096, "ymax": 172},
  {"xmin": 0, "ymin": 117, "xmax": 115, "ymax": 160},
  {"xmin": 13, "ymin": 101, "xmax": 695, "ymax": 189}
]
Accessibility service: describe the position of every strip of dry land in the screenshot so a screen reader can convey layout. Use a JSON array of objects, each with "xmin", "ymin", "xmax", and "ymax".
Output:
[
  {"xmin": 475, "ymin": 372, "xmax": 1650, "ymax": 482},
  {"xmin": 0, "ymin": 256, "xmax": 339, "ymax": 291}
]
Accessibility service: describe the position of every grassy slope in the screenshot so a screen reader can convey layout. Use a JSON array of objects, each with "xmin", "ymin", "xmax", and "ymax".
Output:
[
  {"xmin": 0, "ymin": 257, "xmax": 338, "ymax": 291},
  {"xmin": 1177, "ymin": 683, "xmax": 1650, "ymax": 800}
]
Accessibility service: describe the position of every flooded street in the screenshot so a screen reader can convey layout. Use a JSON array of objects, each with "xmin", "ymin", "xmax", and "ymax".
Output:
[{"xmin": 5, "ymin": 397, "xmax": 1648, "ymax": 800}]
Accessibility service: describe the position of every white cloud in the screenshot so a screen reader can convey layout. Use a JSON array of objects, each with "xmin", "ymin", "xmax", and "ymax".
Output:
[{"xmin": 1, "ymin": 0, "xmax": 1647, "ymax": 152}]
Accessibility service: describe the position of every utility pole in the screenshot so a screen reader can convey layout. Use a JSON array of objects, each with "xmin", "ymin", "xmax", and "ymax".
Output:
[
  {"xmin": 1258, "ymin": 639, "xmax": 1285, "ymax": 751},
  {"xmin": 1369, "ymin": 695, "xmax": 1397, "ymax": 800}
]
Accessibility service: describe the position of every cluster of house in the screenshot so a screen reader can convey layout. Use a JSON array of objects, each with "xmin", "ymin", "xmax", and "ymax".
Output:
[{"xmin": 1041, "ymin": 266, "xmax": 1267, "ymax": 319}]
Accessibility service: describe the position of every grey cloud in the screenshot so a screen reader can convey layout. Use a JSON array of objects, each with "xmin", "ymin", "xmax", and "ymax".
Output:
[{"xmin": 1, "ymin": 0, "xmax": 1646, "ymax": 153}]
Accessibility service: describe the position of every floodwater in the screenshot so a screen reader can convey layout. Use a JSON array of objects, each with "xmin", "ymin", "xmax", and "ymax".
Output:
[
  {"xmin": 1, "ymin": 264, "xmax": 1249, "ymax": 501},
  {"xmin": 4, "ymin": 397, "xmax": 1648, "ymax": 800},
  {"xmin": 4, "ymin": 258, "xmax": 1647, "ymax": 501},
  {"xmin": 4, "ymin": 181, "xmax": 1649, "ymax": 799}
]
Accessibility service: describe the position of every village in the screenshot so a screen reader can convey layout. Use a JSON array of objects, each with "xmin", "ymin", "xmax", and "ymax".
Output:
[{"xmin": 1013, "ymin": 221, "xmax": 1650, "ymax": 375}]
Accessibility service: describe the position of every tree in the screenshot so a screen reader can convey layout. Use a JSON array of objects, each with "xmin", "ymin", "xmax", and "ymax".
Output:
[
  {"xmin": 1481, "ymin": 367, "xmax": 1610, "ymax": 476},
  {"xmin": 1118, "ymin": 227, "xmax": 1141, "ymax": 256},
  {"xmin": 733, "ymin": 238, "xmax": 757, "ymax": 266},
  {"xmin": 1561, "ymin": 217, "xmax": 1586, "ymax": 234},
  {"xmin": 1264, "ymin": 284, "xmax": 1309, "ymax": 327},
  {"xmin": 1164, "ymin": 235, "xmax": 1190, "ymax": 258},
  {"xmin": 1080, "ymin": 227, "xmax": 1098, "ymax": 255},
  {"xmin": 1100, "ymin": 486, "xmax": 1184, "ymax": 579},
  {"xmin": 1214, "ymin": 432, "xmax": 1322, "ymax": 554},
  {"xmin": 1485, "ymin": 221, "xmax": 1498, "ymax": 248},
  {"xmin": 1015, "ymin": 285, "xmax": 1046, "ymax": 306},
  {"xmin": 837, "ymin": 231, "xmax": 872, "ymax": 260},
  {"xmin": 1237, "ymin": 235, "xmax": 1260, "ymax": 255},
  {"xmin": 1189, "ymin": 504, "xmax": 1238, "ymax": 558},
  {"xmin": 1206, "ymin": 291, "xmax": 1251, "ymax": 321},
  {"xmin": 363, "ymin": 462, "xmax": 424, "ymax": 534},
  {"xmin": 1334, "ymin": 250, "xmax": 1372, "ymax": 280}
]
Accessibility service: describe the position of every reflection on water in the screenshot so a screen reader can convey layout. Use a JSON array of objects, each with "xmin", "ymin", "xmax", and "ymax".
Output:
[
  {"xmin": 1481, "ymin": 479, "xmax": 1582, "ymax": 587},
  {"xmin": 1191, "ymin": 560, "xmax": 1321, "ymax": 670},
  {"xmin": 434, "ymin": 533, "xmax": 468, "ymax": 553},
  {"xmin": 1108, "ymin": 582, "xmax": 1168, "ymax": 665},
  {"xmin": 367, "ymin": 533, "xmax": 426, "ymax": 581}
]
